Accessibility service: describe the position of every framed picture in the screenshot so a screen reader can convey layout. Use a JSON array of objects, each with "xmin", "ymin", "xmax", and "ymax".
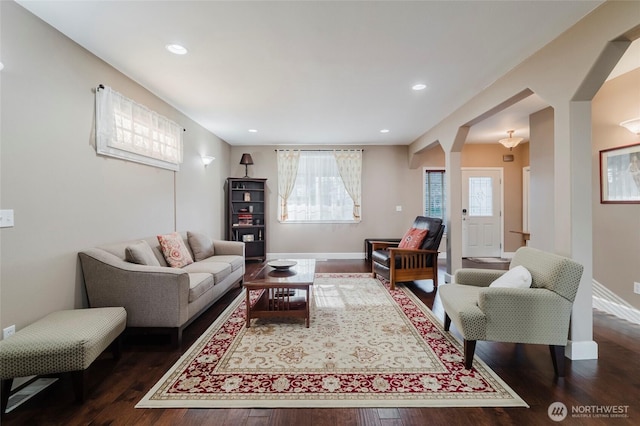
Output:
[
  {"xmin": 600, "ymin": 142, "xmax": 640, "ymax": 203},
  {"xmin": 242, "ymin": 234, "xmax": 254, "ymax": 242},
  {"xmin": 244, "ymin": 192, "xmax": 251, "ymax": 201}
]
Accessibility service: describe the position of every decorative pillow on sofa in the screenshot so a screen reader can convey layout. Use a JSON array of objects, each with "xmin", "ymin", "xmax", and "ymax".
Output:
[
  {"xmin": 125, "ymin": 240, "xmax": 161, "ymax": 266},
  {"xmin": 489, "ymin": 265, "xmax": 532, "ymax": 288},
  {"xmin": 157, "ymin": 232, "xmax": 194, "ymax": 268},
  {"xmin": 398, "ymin": 227, "xmax": 428, "ymax": 249},
  {"xmin": 187, "ymin": 231, "xmax": 215, "ymax": 262}
]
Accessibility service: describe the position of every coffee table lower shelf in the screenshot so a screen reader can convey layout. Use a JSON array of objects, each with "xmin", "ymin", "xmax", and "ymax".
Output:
[{"xmin": 245, "ymin": 285, "xmax": 311, "ymax": 328}]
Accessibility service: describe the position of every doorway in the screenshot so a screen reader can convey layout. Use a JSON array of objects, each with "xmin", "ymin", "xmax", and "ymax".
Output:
[{"xmin": 461, "ymin": 168, "xmax": 503, "ymax": 258}]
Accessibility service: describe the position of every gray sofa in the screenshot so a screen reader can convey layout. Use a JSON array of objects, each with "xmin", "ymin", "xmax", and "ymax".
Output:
[{"xmin": 78, "ymin": 231, "xmax": 245, "ymax": 345}]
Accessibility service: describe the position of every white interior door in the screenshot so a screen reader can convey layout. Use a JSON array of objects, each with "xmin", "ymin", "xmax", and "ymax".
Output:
[{"xmin": 462, "ymin": 169, "xmax": 502, "ymax": 257}]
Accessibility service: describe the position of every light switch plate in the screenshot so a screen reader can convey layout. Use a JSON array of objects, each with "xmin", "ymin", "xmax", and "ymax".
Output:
[
  {"xmin": 634, "ymin": 282, "xmax": 640, "ymax": 294},
  {"xmin": 0, "ymin": 209, "xmax": 14, "ymax": 228}
]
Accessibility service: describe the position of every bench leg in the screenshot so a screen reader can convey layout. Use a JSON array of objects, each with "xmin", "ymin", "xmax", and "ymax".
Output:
[
  {"xmin": 1, "ymin": 379, "xmax": 13, "ymax": 414},
  {"xmin": 71, "ymin": 370, "xmax": 87, "ymax": 404}
]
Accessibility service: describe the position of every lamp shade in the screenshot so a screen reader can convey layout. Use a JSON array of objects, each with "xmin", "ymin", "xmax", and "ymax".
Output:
[
  {"xmin": 239, "ymin": 153, "xmax": 254, "ymax": 165},
  {"xmin": 240, "ymin": 153, "xmax": 254, "ymax": 177}
]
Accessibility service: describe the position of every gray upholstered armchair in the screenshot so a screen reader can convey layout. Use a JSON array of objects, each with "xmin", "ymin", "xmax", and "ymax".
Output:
[{"xmin": 439, "ymin": 247, "xmax": 584, "ymax": 376}]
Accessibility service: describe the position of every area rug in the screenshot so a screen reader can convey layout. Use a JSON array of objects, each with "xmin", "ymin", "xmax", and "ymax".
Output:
[
  {"xmin": 136, "ymin": 273, "xmax": 527, "ymax": 408},
  {"xmin": 466, "ymin": 257, "xmax": 511, "ymax": 264}
]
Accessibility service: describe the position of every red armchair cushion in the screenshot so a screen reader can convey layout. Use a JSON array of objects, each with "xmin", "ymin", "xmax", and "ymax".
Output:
[{"xmin": 398, "ymin": 227, "xmax": 428, "ymax": 249}]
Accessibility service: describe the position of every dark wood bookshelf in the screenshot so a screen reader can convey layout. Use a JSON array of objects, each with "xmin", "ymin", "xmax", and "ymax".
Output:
[{"xmin": 226, "ymin": 177, "xmax": 267, "ymax": 261}]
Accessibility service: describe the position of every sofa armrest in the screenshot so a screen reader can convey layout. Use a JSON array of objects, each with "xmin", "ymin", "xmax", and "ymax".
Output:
[
  {"xmin": 78, "ymin": 249, "xmax": 190, "ymax": 328},
  {"xmin": 477, "ymin": 287, "xmax": 573, "ymax": 344},
  {"xmin": 212, "ymin": 239, "xmax": 245, "ymax": 257},
  {"xmin": 454, "ymin": 268, "xmax": 506, "ymax": 287}
]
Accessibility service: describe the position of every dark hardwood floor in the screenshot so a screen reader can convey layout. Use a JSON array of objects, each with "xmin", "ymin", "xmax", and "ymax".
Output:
[{"xmin": 2, "ymin": 259, "xmax": 638, "ymax": 425}]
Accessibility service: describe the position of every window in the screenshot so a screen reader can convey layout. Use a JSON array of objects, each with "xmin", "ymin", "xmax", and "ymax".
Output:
[
  {"xmin": 277, "ymin": 150, "xmax": 362, "ymax": 223},
  {"xmin": 468, "ymin": 177, "xmax": 493, "ymax": 216},
  {"xmin": 424, "ymin": 169, "xmax": 445, "ymax": 220},
  {"xmin": 95, "ymin": 85, "xmax": 183, "ymax": 171}
]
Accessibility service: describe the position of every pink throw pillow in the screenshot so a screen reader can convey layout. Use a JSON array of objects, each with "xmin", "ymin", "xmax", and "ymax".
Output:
[{"xmin": 157, "ymin": 232, "xmax": 194, "ymax": 268}]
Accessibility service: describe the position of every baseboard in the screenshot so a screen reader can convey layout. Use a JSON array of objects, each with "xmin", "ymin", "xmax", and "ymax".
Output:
[
  {"xmin": 592, "ymin": 279, "xmax": 640, "ymax": 326},
  {"xmin": 267, "ymin": 252, "xmax": 449, "ymax": 262},
  {"xmin": 267, "ymin": 252, "xmax": 365, "ymax": 260},
  {"xmin": 565, "ymin": 340, "xmax": 598, "ymax": 360}
]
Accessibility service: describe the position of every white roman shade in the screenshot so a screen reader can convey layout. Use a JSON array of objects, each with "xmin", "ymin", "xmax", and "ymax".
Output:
[{"xmin": 95, "ymin": 85, "xmax": 183, "ymax": 171}]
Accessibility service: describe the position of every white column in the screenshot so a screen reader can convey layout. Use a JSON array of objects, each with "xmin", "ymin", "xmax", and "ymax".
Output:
[{"xmin": 566, "ymin": 101, "xmax": 598, "ymax": 360}]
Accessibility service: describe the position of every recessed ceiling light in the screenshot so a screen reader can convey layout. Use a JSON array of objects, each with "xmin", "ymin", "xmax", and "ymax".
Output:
[
  {"xmin": 248, "ymin": 129, "xmax": 258, "ymax": 133},
  {"xmin": 412, "ymin": 83, "xmax": 427, "ymax": 91},
  {"xmin": 166, "ymin": 44, "xmax": 188, "ymax": 55},
  {"xmin": 380, "ymin": 129, "xmax": 390, "ymax": 133}
]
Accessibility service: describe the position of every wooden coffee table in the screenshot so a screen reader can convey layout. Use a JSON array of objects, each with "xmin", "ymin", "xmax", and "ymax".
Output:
[{"xmin": 244, "ymin": 259, "xmax": 316, "ymax": 328}]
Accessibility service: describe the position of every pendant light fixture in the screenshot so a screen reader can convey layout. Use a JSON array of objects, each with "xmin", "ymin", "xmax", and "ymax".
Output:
[{"xmin": 498, "ymin": 130, "xmax": 523, "ymax": 150}]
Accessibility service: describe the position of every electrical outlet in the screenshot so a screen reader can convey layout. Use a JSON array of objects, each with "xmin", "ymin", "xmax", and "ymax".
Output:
[
  {"xmin": 3, "ymin": 325, "xmax": 16, "ymax": 339},
  {"xmin": 634, "ymin": 282, "xmax": 640, "ymax": 295}
]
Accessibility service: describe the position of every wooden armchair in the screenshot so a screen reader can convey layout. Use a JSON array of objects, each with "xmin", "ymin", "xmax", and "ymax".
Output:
[{"xmin": 371, "ymin": 216, "xmax": 445, "ymax": 290}]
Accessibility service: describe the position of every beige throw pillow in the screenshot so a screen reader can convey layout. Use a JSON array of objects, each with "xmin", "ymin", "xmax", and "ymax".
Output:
[
  {"xmin": 157, "ymin": 232, "xmax": 194, "ymax": 268},
  {"xmin": 125, "ymin": 240, "xmax": 161, "ymax": 266},
  {"xmin": 187, "ymin": 231, "xmax": 215, "ymax": 261}
]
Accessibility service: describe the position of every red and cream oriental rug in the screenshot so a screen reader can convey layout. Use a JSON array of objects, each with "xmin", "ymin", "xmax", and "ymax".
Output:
[{"xmin": 137, "ymin": 273, "xmax": 527, "ymax": 408}]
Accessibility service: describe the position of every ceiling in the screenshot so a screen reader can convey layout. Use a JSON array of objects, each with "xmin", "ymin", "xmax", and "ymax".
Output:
[{"xmin": 17, "ymin": 0, "xmax": 612, "ymax": 147}]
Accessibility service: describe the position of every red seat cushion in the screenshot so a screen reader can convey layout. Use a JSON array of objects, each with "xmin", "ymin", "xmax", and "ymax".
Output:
[{"xmin": 398, "ymin": 227, "xmax": 428, "ymax": 249}]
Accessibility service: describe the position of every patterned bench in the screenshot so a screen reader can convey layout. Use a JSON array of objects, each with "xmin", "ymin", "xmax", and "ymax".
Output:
[{"xmin": 0, "ymin": 307, "xmax": 126, "ymax": 413}]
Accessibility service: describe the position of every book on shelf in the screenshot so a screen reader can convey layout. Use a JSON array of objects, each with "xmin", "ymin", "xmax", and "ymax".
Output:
[{"xmin": 238, "ymin": 213, "xmax": 253, "ymax": 225}]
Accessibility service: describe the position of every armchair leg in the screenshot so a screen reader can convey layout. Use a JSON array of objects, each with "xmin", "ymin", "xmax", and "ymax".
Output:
[
  {"xmin": 549, "ymin": 345, "xmax": 566, "ymax": 377},
  {"xmin": 464, "ymin": 340, "xmax": 476, "ymax": 370},
  {"xmin": 444, "ymin": 313, "xmax": 451, "ymax": 331},
  {"xmin": 433, "ymin": 267, "xmax": 438, "ymax": 289}
]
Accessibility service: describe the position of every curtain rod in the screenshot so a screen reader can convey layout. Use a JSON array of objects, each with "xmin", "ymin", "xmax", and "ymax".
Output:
[
  {"xmin": 96, "ymin": 83, "xmax": 186, "ymax": 132},
  {"xmin": 274, "ymin": 149, "xmax": 363, "ymax": 152}
]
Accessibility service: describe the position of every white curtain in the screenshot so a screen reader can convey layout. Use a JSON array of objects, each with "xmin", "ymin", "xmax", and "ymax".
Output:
[
  {"xmin": 334, "ymin": 149, "xmax": 362, "ymax": 220},
  {"xmin": 96, "ymin": 85, "xmax": 183, "ymax": 171},
  {"xmin": 276, "ymin": 150, "xmax": 300, "ymax": 221}
]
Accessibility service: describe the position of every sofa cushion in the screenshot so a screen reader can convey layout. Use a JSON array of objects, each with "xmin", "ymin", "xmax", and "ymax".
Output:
[
  {"xmin": 398, "ymin": 227, "xmax": 428, "ymax": 249},
  {"xmin": 157, "ymin": 232, "xmax": 194, "ymax": 268},
  {"xmin": 182, "ymin": 261, "xmax": 232, "ymax": 284},
  {"xmin": 199, "ymin": 255, "xmax": 244, "ymax": 272},
  {"xmin": 188, "ymin": 273, "xmax": 215, "ymax": 303},
  {"xmin": 187, "ymin": 231, "xmax": 215, "ymax": 262},
  {"xmin": 124, "ymin": 240, "xmax": 160, "ymax": 266}
]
